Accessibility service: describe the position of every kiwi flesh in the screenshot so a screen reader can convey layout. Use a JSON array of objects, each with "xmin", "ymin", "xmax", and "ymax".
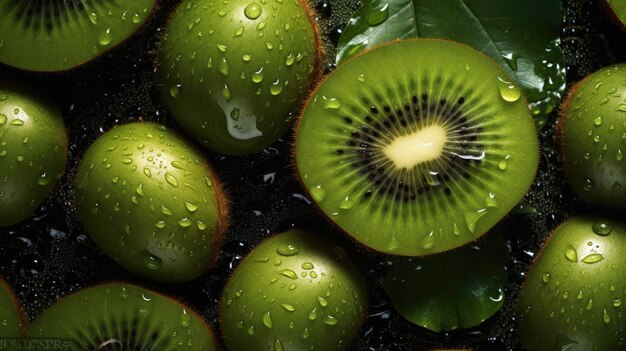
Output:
[
  {"xmin": 0, "ymin": 278, "xmax": 25, "ymax": 338},
  {"xmin": 75, "ymin": 122, "xmax": 228, "ymax": 282},
  {"xmin": 0, "ymin": 0, "xmax": 157, "ymax": 72},
  {"xmin": 517, "ymin": 215, "xmax": 625, "ymax": 351},
  {"xmin": 295, "ymin": 39, "xmax": 539, "ymax": 256},
  {"xmin": 219, "ymin": 229, "xmax": 367, "ymax": 351},
  {"xmin": 606, "ymin": 0, "xmax": 626, "ymax": 28},
  {"xmin": 559, "ymin": 64, "xmax": 626, "ymax": 209},
  {"xmin": 156, "ymin": 0, "xmax": 320, "ymax": 155},
  {"xmin": 0, "ymin": 82, "xmax": 67, "ymax": 228},
  {"xmin": 28, "ymin": 282, "xmax": 218, "ymax": 350}
]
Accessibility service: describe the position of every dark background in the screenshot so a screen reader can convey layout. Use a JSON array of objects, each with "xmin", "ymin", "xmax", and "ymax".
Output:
[{"xmin": 0, "ymin": 0, "xmax": 624, "ymax": 350}]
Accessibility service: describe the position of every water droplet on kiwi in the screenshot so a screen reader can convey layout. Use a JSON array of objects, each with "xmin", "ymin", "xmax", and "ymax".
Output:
[
  {"xmin": 242, "ymin": 54, "xmax": 252, "ymax": 62},
  {"xmin": 178, "ymin": 218, "xmax": 192, "ymax": 228},
  {"xmin": 270, "ymin": 80, "xmax": 284, "ymax": 95},
  {"xmin": 38, "ymin": 175, "xmax": 50, "ymax": 186},
  {"xmin": 155, "ymin": 220, "xmax": 166, "ymax": 229},
  {"xmin": 247, "ymin": 326, "xmax": 255, "ymax": 335},
  {"xmin": 302, "ymin": 327, "xmax": 310, "ymax": 339},
  {"xmin": 88, "ymin": 12, "xmax": 98, "ymax": 24},
  {"xmin": 98, "ymin": 28, "xmax": 113, "ymax": 46},
  {"xmin": 9, "ymin": 119, "xmax": 23, "ymax": 126},
  {"xmin": 301, "ymin": 262, "xmax": 314, "ymax": 270},
  {"xmin": 594, "ymin": 116, "xmax": 603, "ymax": 126},
  {"xmin": 365, "ymin": 3, "xmax": 389, "ymax": 26},
  {"xmin": 323, "ymin": 314, "xmax": 338, "ymax": 325},
  {"xmin": 252, "ymin": 68, "xmax": 264, "ymax": 83},
  {"xmin": 132, "ymin": 13, "xmax": 142, "ymax": 24},
  {"xmin": 464, "ymin": 208, "xmax": 488, "ymax": 233},
  {"xmin": 581, "ymin": 253, "xmax": 604, "ymax": 264},
  {"xmin": 218, "ymin": 57, "xmax": 230, "ymax": 75},
  {"xmin": 184, "ymin": 202, "xmax": 198, "ymax": 212},
  {"xmin": 165, "ymin": 173, "xmax": 179, "ymax": 187},
  {"xmin": 497, "ymin": 77, "xmax": 521, "ymax": 102},
  {"xmin": 583, "ymin": 178, "xmax": 594, "ymax": 191},
  {"xmin": 309, "ymin": 184, "xmax": 326, "ymax": 201},
  {"xmin": 221, "ymin": 85, "xmax": 232, "ymax": 102},
  {"xmin": 339, "ymin": 196, "xmax": 354, "ymax": 209},
  {"xmin": 357, "ymin": 74, "xmax": 366, "ymax": 82},
  {"xmin": 613, "ymin": 298, "xmax": 622, "ymax": 307},
  {"xmin": 617, "ymin": 149, "xmax": 623, "ymax": 161},
  {"xmin": 273, "ymin": 338, "xmax": 284, "ymax": 351},
  {"xmin": 498, "ymin": 156, "xmax": 509, "ymax": 170},
  {"xmin": 565, "ymin": 245, "xmax": 578, "ymax": 262},
  {"xmin": 169, "ymin": 85, "xmax": 181, "ymax": 98},
  {"xmin": 281, "ymin": 303, "xmax": 295, "ymax": 312},
  {"xmin": 0, "ymin": 114, "xmax": 6, "ymax": 125},
  {"xmin": 542, "ymin": 273, "xmax": 551, "ymax": 283},
  {"xmin": 279, "ymin": 269, "xmax": 298, "ymax": 280},
  {"xmin": 277, "ymin": 243, "xmax": 300, "ymax": 256},
  {"xmin": 143, "ymin": 251, "xmax": 162, "ymax": 270},
  {"xmin": 308, "ymin": 307, "xmax": 318, "ymax": 320},
  {"xmin": 244, "ymin": 3, "xmax": 263, "ymax": 20},
  {"xmin": 262, "ymin": 311, "xmax": 273, "ymax": 328},
  {"xmin": 592, "ymin": 221, "xmax": 611, "ymax": 236},
  {"xmin": 603, "ymin": 309, "xmax": 611, "ymax": 323},
  {"xmin": 617, "ymin": 104, "xmax": 626, "ymax": 112},
  {"xmin": 322, "ymin": 96, "xmax": 341, "ymax": 109}
]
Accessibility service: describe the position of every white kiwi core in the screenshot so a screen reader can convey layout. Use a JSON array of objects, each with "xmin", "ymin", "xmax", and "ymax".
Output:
[{"xmin": 383, "ymin": 125, "xmax": 447, "ymax": 169}]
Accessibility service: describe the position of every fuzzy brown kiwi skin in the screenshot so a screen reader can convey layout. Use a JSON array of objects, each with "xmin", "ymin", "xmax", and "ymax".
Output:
[
  {"xmin": 291, "ymin": 38, "xmax": 541, "ymax": 257},
  {"xmin": 0, "ymin": 278, "xmax": 28, "ymax": 337},
  {"xmin": 0, "ymin": 2, "xmax": 160, "ymax": 74}
]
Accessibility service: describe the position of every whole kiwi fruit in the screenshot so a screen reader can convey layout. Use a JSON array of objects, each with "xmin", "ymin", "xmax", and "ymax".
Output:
[
  {"xmin": 219, "ymin": 229, "xmax": 367, "ymax": 351},
  {"xmin": 0, "ymin": 83, "xmax": 67, "ymax": 228},
  {"xmin": 75, "ymin": 122, "xmax": 228, "ymax": 282},
  {"xmin": 559, "ymin": 64, "xmax": 626, "ymax": 209},
  {"xmin": 295, "ymin": 39, "xmax": 539, "ymax": 256},
  {"xmin": 517, "ymin": 215, "xmax": 625, "ymax": 351},
  {"xmin": 28, "ymin": 282, "xmax": 218, "ymax": 350},
  {"xmin": 156, "ymin": 0, "xmax": 321, "ymax": 155},
  {"xmin": 0, "ymin": 278, "xmax": 25, "ymax": 338},
  {"xmin": 0, "ymin": 0, "xmax": 157, "ymax": 72}
]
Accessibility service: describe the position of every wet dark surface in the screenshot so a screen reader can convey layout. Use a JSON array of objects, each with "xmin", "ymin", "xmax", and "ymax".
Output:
[{"xmin": 0, "ymin": 0, "xmax": 624, "ymax": 350}]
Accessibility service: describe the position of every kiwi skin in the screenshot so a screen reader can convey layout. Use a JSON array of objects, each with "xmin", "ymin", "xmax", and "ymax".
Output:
[
  {"xmin": 0, "ymin": 278, "xmax": 26, "ymax": 338},
  {"xmin": 0, "ymin": 82, "xmax": 68, "ymax": 227},
  {"xmin": 156, "ymin": 0, "xmax": 323, "ymax": 155},
  {"xmin": 27, "ymin": 282, "xmax": 219, "ymax": 351},
  {"xmin": 604, "ymin": 0, "xmax": 626, "ymax": 30},
  {"xmin": 558, "ymin": 64, "xmax": 626, "ymax": 209},
  {"xmin": 293, "ymin": 38, "xmax": 539, "ymax": 256},
  {"xmin": 516, "ymin": 215, "xmax": 625, "ymax": 351},
  {"xmin": 75, "ymin": 122, "xmax": 229, "ymax": 283},
  {"xmin": 219, "ymin": 229, "xmax": 367, "ymax": 351},
  {"xmin": 0, "ymin": 1, "xmax": 159, "ymax": 73}
]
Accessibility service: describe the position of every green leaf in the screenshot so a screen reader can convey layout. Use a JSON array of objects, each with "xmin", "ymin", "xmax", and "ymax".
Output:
[
  {"xmin": 383, "ymin": 233, "xmax": 508, "ymax": 332},
  {"xmin": 336, "ymin": 0, "xmax": 566, "ymax": 129}
]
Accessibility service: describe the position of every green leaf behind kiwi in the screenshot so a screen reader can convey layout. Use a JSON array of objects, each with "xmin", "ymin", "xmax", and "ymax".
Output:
[{"xmin": 335, "ymin": 0, "xmax": 566, "ymax": 129}]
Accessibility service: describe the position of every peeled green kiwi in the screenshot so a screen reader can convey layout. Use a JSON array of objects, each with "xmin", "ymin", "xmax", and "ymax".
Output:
[
  {"xmin": 559, "ymin": 64, "xmax": 626, "ymax": 209},
  {"xmin": 295, "ymin": 39, "xmax": 539, "ymax": 256},
  {"xmin": 0, "ymin": 82, "xmax": 67, "ymax": 227},
  {"xmin": 28, "ymin": 283, "xmax": 218, "ymax": 350},
  {"xmin": 75, "ymin": 122, "xmax": 228, "ymax": 282},
  {"xmin": 156, "ymin": 0, "xmax": 320, "ymax": 155},
  {"xmin": 0, "ymin": 278, "xmax": 25, "ymax": 338},
  {"xmin": 517, "ymin": 215, "xmax": 625, "ymax": 351},
  {"xmin": 0, "ymin": 0, "xmax": 157, "ymax": 72},
  {"xmin": 219, "ymin": 229, "xmax": 367, "ymax": 351}
]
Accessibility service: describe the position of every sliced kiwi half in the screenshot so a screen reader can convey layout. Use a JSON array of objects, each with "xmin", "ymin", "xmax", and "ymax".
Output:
[
  {"xmin": 295, "ymin": 39, "xmax": 539, "ymax": 256},
  {"xmin": 0, "ymin": 0, "xmax": 157, "ymax": 72},
  {"xmin": 0, "ymin": 278, "xmax": 25, "ymax": 338},
  {"xmin": 28, "ymin": 283, "xmax": 218, "ymax": 350}
]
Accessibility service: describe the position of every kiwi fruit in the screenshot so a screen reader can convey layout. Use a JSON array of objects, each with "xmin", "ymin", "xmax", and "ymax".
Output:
[
  {"xmin": 517, "ymin": 215, "xmax": 625, "ymax": 351},
  {"xmin": 0, "ymin": 278, "xmax": 25, "ymax": 338},
  {"xmin": 156, "ymin": 0, "xmax": 321, "ymax": 155},
  {"xmin": 559, "ymin": 64, "xmax": 626, "ymax": 209},
  {"xmin": 606, "ymin": 0, "xmax": 626, "ymax": 28},
  {"xmin": 295, "ymin": 39, "xmax": 539, "ymax": 256},
  {"xmin": 383, "ymin": 233, "xmax": 508, "ymax": 332},
  {"xmin": 219, "ymin": 229, "xmax": 367, "ymax": 351},
  {"xmin": 0, "ymin": 0, "xmax": 157, "ymax": 72},
  {"xmin": 0, "ymin": 82, "xmax": 67, "ymax": 227},
  {"xmin": 75, "ymin": 122, "xmax": 228, "ymax": 282},
  {"xmin": 28, "ymin": 282, "xmax": 218, "ymax": 350}
]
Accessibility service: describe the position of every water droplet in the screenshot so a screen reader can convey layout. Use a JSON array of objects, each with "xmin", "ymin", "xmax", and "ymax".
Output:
[
  {"xmin": 613, "ymin": 298, "xmax": 622, "ymax": 307},
  {"xmin": 252, "ymin": 67, "xmax": 264, "ymax": 83},
  {"xmin": 583, "ymin": 178, "xmax": 594, "ymax": 191},
  {"xmin": 301, "ymin": 262, "xmax": 314, "ymax": 270},
  {"xmin": 592, "ymin": 221, "xmax": 611, "ymax": 236},
  {"xmin": 155, "ymin": 221, "xmax": 166, "ymax": 229},
  {"xmin": 497, "ymin": 77, "xmax": 521, "ymax": 102},
  {"xmin": 165, "ymin": 173, "xmax": 179, "ymax": 187},
  {"xmin": 218, "ymin": 57, "xmax": 230, "ymax": 75},
  {"xmin": 197, "ymin": 221, "xmax": 207, "ymax": 230},
  {"xmin": 464, "ymin": 209, "xmax": 488, "ymax": 233},
  {"xmin": 273, "ymin": 338, "xmax": 283, "ymax": 351},
  {"xmin": 581, "ymin": 253, "xmax": 604, "ymax": 264},
  {"xmin": 180, "ymin": 309, "xmax": 191, "ymax": 327},
  {"xmin": 98, "ymin": 28, "xmax": 112, "ymax": 46},
  {"xmin": 262, "ymin": 311, "xmax": 273, "ymax": 328},
  {"xmin": 143, "ymin": 252, "xmax": 162, "ymax": 270},
  {"xmin": 308, "ymin": 308, "xmax": 317, "ymax": 320},
  {"xmin": 542, "ymin": 272, "xmax": 551, "ymax": 283},
  {"xmin": 9, "ymin": 119, "xmax": 23, "ymax": 126},
  {"xmin": 0, "ymin": 114, "xmax": 6, "ymax": 125},
  {"xmin": 498, "ymin": 156, "xmax": 509, "ymax": 170},
  {"xmin": 322, "ymin": 315, "xmax": 338, "ymax": 325},
  {"xmin": 302, "ymin": 327, "xmax": 310, "ymax": 340},
  {"xmin": 322, "ymin": 96, "xmax": 341, "ymax": 109},
  {"xmin": 247, "ymin": 326, "xmax": 255, "ymax": 335},
  {"xmin": 281, "ymin": 304, "xmax": 295, "ymax": 312},
  {"xmin": 365, "ymin": 3, "xmax": 389, "ymax": 26},
  {"xmin": 270, "ymin": 80, "xmax": 284, "ymax": 95},
  {"xmin": 565, "ymin": 245, "xmax": 578, "ymax": 262},
  {"xmin": 244, "ymin": 3, "xmax": 263, "ymax": 20},
  {"xmin": 88, "ymin": 12, "xmax": 98, "ymax": 24},
  {"xmin": 309, "ymin": 184, "xmax": 326, "ymax": 202},
  {"xmin": 339, "ymin": 196, "xmax": 354, "ymax": 209},
  {"xmin": 221, "ymin": 85, "xmax": 232, "ymax": 102},
  {"xmin": 617, "ymin": 149, "xmax": 623, "ymax": 161},
  {"xmin": 169, "ymin": 85, "xmax": 180, "ymax": 98},
  {"xmin": 603, "ymin": 309, "xmax": 611, "ymax": 323},
  {"xmin": 586, "ymin": 298, "xmax": 593, "ymax": 310},
  {"xmin": 285, "ymin": 53, "xmax": 295, "ymax": 66},
  {"xmin": 279, "ymin": 269, "xmax": 298, "ymax": 279},
  {"xmin": 185, "ymin": 202, "xmax": 198, "ymax": 212},
  {"xmin": 132, "ymin": 13, "xmax": 142, "ymax": 24},
  {"xmin": 317, "ymin": 296, "xmax": 328, "ymax": 307},
  {"xmin": 617, "ymin": 104, "xmax": 626, "ymax": 112},
  {"xmin": 277, "ymin": 243, "xmax": 300, "ymax": 256},
  {"xmin": 594, "ymin": 116, "xmax": 603, "ymax": 126},
  {"xmin": 242, "ymin": 54, "xmax": 252, "ymax": 62},
  {"xmin": 178, "ymin": 218, "xmax": 192, "ymax": 228}
]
